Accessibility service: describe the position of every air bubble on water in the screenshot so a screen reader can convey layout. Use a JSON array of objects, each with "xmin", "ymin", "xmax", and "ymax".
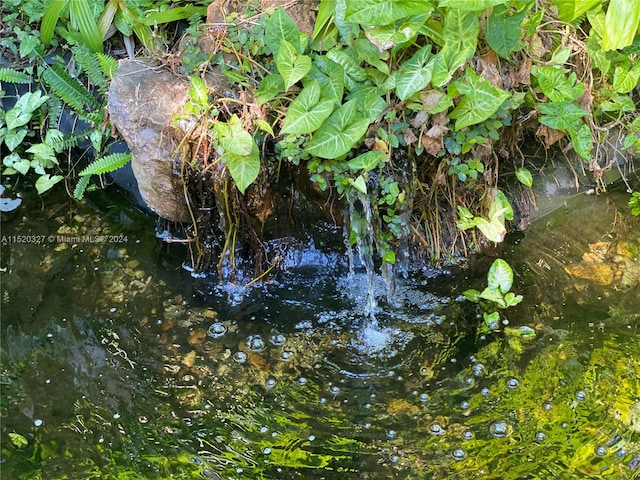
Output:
[
  {"xmin": 246, "ymin": 335, "xmax": 266, "ymax": 352},
  {"xmin": 387, "ymin": 430, "xmax": 396, "ymax": 439},
  {"xmin": 330, "ymin": 386, "xmax": 340, "ymax": 396},
  {"xmin": 481, "ymin": 388, "xmax": 490, "ymax": 397},
  {"xmin": 110, "ymin": 307, "xmax": 117, "ymax": 313},
  {"xmin": 419, "ymin": 393, "xmax": 429, "ymax": 403},
  {"xmin": 575, "ymin": 390, "xmax": 587, "ymax": 401},
  {"xmin": 506, "ymin": 377, "xmax": 520, "ymax": 389},
  {"xmin": 266, "ymin": 378, "xmax": 277, "ymax": 389},
  {"xmin": 113, "ymin": 413, "xmax": 121, "ymax": 419},
  {"xmin": 319, "ymin": 397, "xmax": 327, "ymax": 404},
  {"xmin": 473, "ymin": 363, "xmax": 485, "ymax": 377},
  {"xmin": 269, "ymin": 333, "xmax": 286, "ymax": 346},
  {"xmin": 207, "ymin": 322, "xmax": 228, "ymax": 338},
  {"xmin": 543, "ymin": 402, "xmax": 553, "ymax": 411},
  {"xmin": 364, "ymin": 403, "xmax": 372, "ymax": 409},
  {"xmin": 364, "ymin": 422, "xmax": 371, "ymax": 429},
  {"xmin": 308, "ymin": 435, "xmax": 315, "ymax": 441},
  {"xmin": 34, "ymin": 419, "xmax": 43, "ymax": 427},
  {"xmin": 463, "ymin": 430, "xmax": 474, "ymax": 440},
  {"xmin": 488, "ymin": 420, "xmax": 511, "ymax": 438},
  {"xmin": 595, "ymin": 445, "xmax": 608, "ymax": 457},
  {"xmin": 260, "ymin": 426, "xmax": 268, "ymax": 433},
  {"xmin": 429, "ymin": 422, "xmax": 445, "ymax": 436},
  {"xmin": 263, "ymin": 447, "xmax": 272, "ymax": 455},
  {"xmin": 535, "ymin": 431, "xmax": 546, "ymax": 442},
  {"xmin": 298, "ymin": 377, "xmax": 307, "ymax": 385},
  {"xmin": 460, "ymin": 401, "xmax": 470, "ymax": 410},
  {"xmin": 451, "ymin": 448, "xmax": 467, "ymax": 461},
  {"xmin": 391, "ymin": 455, "xmax": 399, "ymax": 463},
  {"xmin": 233, "ymin": 351, "xmax": 248, "ymax": 363}
]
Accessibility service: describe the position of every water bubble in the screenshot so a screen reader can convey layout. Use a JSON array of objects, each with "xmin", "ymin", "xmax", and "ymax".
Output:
[
  {"xmin": 451, "ymin": 448, "xmax": 467, "ymax": 461},
  {"xmin": 595, "ymin": 445, "xmax": 608, "ymax": 457},
  {"xmin": 298, "ymin": 377, "xmax": 307, "ymax": 386},
  {"xmin": 387, "ymin": 430, "xmax": 396, "ymax": 439},
  {"xmin": 535, "ymin": 431, "xmax": 546, "ymax": 442},
  {"xmin": 419, "ymin": 393, "xmax": 429, "ymax": 403},
  {"xmin": 364, "ymin": 422, "xmax": 372, "ymax": 429},
  {"xmin": 233, "ymin": 351, "xmax": 248, "ymax": 363},
  {"xmin": 280, "ymin": 350, "xmax": 293, "ymax": 361},
  {"xmin": 364, "ymin": 403, "xmax": 372, "ymax": 409},
  {"xmin": 543, "ymin": 402, "xmax": 553, "ymax": 411},
  {"xmin": 265, "ymin": 378, "xmax": 277, "ymax": 389},
  {"xmin": 506, "ymin": 377, "xmax": 520, "ymax": 389},
  {"xmin": 207, "ymin": 322, "xmax": 228, "ymax": 338},
  {"xmin": 330, "ymin": 386, "xmax": 340, "ymax": 396},
  {"xmin": 429, "ymin": 422, "xmax": 445, "ymax": 436},
  {"xmin": 391, "ymin": 455, "xmax": 399, "ymax": 463},
  {"xmin": 269, "ymin": 333, "xmax": 286, "ymax": 346},
  {"xmin": 246, "ymin": 335, "xmax": 266, "ymax": 352},
  {"xmin": 260, "ymin": 426, "xmax": 268, "ymax": 433},
  {"xmin": 113, "ymin": 413, "xmax": 121, "ymax": 419},
  {"xmin": 34, "ymin": 419, "xmax": 43, "ymax": 427},
  {"xmin": 263, "ymin": 447, "xmax": 272, "ymax": 455},
  {"xmin": 575, "ymin": 390, "xmax": 587, "ymax": 401},
  {"xmin": 481, "ymin": 388, "xmax": 490, "ymax": 397},
  {"xmin": 463, "ymin": 430, "xmax": 474, "ymax": 440},
  {"xmin": 473, "ymin": 363, "xmax": 485, "ymax": 377},
  {"xmin": 460, "ymin": 401, "xmax": 470, "ymax": 410},
  {"xmin": 308, "ymin": 435, "xmax": 315, "ymax": 442},
  {"xmin": 488, "ymin": 420, "xmax": 511, "ymax": 438}
]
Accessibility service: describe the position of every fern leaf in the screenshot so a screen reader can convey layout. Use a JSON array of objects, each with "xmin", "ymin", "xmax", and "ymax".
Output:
[
  {"xmin": 96, "ymin": 52, "xmax": 119, "ymax": 79},
  {"xmin": 0, "ymin": 67, "xmax": 31, "ymax": 84},
  {"xmin": 46, "ymin": 95, "xmax": 63, "ymax": 130},
  {"xmin": 73, "ymin": 45, "xmax": 110, "ymax": 93},
  {"xmin": 79, "ymin": 152, "xmax": 131, "ymax": 176},
  {"xmin": 73, "ymin": 175, "xmax": 91, "ymax": 200},
  {"xmin": 41, "ymin": 63, "xmax": 100, "ymax": 114}
]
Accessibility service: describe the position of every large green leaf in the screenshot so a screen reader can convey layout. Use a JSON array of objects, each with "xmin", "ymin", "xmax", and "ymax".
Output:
[
  {"xmin": 345, "ymin": 0, "xmax": 428, "ymax": 26},
  {"xmin": 282, "ymin": 80, "xmax": 335, "ymax": 134},
  {"xmin": 534, "ymin": 66, "xmax": 584, "ymax": 102},
  {"xmin": 555, "ymin": 0, "xmax": 600, "ymax": 21},
  {"xmin": 431, "ymin": 9, "xmax": 478, "ymax": 86},
  {"xmin": 70, "ymin": 0, "xmax": 103, "ymax": 52},
  {"xmin": 485, "ymin": 2, "xmax": 532, "ymax": 59},
  {"xmin": 216, "ymin": 115, "xmax": 254, "ymax": 156},
  {"xmin": 449, "ymin": 69, "xmax": 510, "ymax": 130},
  {"xmin": 326, "ymin": 48, "xmax": 368, "ymax": 82},
  {"xmin": 394, "ymin": 45, "xmax": 433, "ymax": 100},
  {"xmin": 225, "ymin": 141, "xmax": 260, "ymax": 194},
  {"xmin": 35, "ymin": 174, "xmax": 64, "ymax": 195},
  {"xmin": 487, "ymin": 258, "xmax": 514, "ymax": 293},
  {"xmin": 256, "ymin": 74, "xmax": 285, "ymax": 104},
  {"xmin": 347, "ymin": 151, "xmax": 386, "ymax": 171},
  {"xmin": 265, "ymin": 7, "xmax": 301, "ymax": 55},
  {"xmin": 438, "ymin": 0, "xmax": 509, "ymax": 11},
  {"xmin": 307, "ymin": 56, "xmax": 345, "ymax": 103},
  {"xmin": 613, "ymin": 62, "xmax": 640, "ymax": 93},
  {"xmin": 40, "ymin": 0, "xmax": 66, "ymax": 46},
  {"xmin": 305, "ymin": 100, "xmax": 370, "ymax": 159},
  {"xmin": 538, "ymin": 102, "xmax": 588, "ymax": 131},
  {"xmin": 364, "ymin": 13, "xmax": 429, "ymax": 52},
  {"xmin": 569, "ymin": 124, "xmax": 592, "ymax": 160},
  {"xmin": 602, "ymin": 0, "xmax": 640, "ymax": 50},
  {"xmin": 276, "ymin": 40, "xmax": 312, "ymax": 91}
]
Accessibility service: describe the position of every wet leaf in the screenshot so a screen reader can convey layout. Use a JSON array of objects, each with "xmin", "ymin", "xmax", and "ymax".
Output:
[
  {"xmin": 225, "ymin": 142, "xmax": 260, "ymax": 194},
  {"xmin": 9, "ymin": 433, "xmax": 28, "ymax": 448},
  {"xmin": 515, "ymin": 167, "xmax": 533, "ymax": 187},
  {"xmin": 487, "ymin": 258, "xmax": 514, "ymax": 293}
]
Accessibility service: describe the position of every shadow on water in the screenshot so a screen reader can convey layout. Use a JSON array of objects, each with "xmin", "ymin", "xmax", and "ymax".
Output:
[{"xmin": 1, "ymin": 184, "xmax": 639, "ymax": 479}]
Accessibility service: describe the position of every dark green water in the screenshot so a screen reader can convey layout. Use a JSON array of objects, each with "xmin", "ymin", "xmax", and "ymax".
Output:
[{"xmin": 1, "ymin": 186, "xmax": 639, "ymax": 479}]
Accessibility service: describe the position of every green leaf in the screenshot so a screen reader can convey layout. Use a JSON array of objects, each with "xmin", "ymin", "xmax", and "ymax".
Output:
[
  {"xmin": 4, "ymin": 128, "xmax": 28, "ymax": 152},
  {"xmin": 474, "ymin": 216, "xmax": 507, "ymax": 243},
  {"xmin": 79, "ymin": 153, "xmax": 131, "ymax": 176},
  {"xmin": 276, "ymin": 40, "xmax": 312, "ymax": 91},
  {"xmin": 5, "ymin": 91, "xmax": 49, "ymax": 130},
  {"xmin": 489, "ymin": 187, "xmax": 513, "ymax": 221},
  {"xmin": 479, "ymin": 287, "xmax": 506, "ymax": 308},
  {"xmin": 556, "ymin": 0, "xmax": 600, "ymax": 21},
  {"xmin": 487, "ymin": 258, "xmax": 514, "ymax": 293},
  {"xmin": 364, "ymin": 13, "xmax": 429, "ymax": 52},
  {"xmin": 308, "ymin": 57, "xmax": 345, "ymax": 103},
  {"xmin": 438, "ymin": 0, "xmax": 509, "ymax": 10},
  {"xmin": 613, "ymin": 62, "xmax": 640, "ymax": 93},
  {"xmin": 70, "ymin": 0, "xmax": 103, "ymax": 52},
  {"xmin": 41, "ymin": 0, "xmax": 66, "ymax": 46},
  {"xmin": 312, "ymin": 0, "xmax": 336, "ymax": 41},
  {"xmin": 354, "ymin": 38, "xmax": 390, "ymax": 74},
  {"xmin": 515, "ymin": 167, "xmax": 533, "ymax": 187},
  {"xmin": 19, "ymin": 34, "xmax": 39, "ymax": 58},
  {"xmin": 265, "ymin": 7, "xmax": 301, "ymax": 55},
  {"xmin": 505, "ymin": 291, "xmax": 523, "ymax": 307},
  {"xmin": 305, "ymin": 99, "xmax": 370, "ymax": 159},
  {"xmin": 431, "ymin": 9, "xmax": 479, "ymax": 86},
  {"xmin": 216, "ymin": 115, "xmax": 254, "ymax": 156},
  {"xmin": 463, "ymin": 288, "xmax": 480, "ymax": 302},
  {"xmin": 188, "ymin": 76, "xmax": 209, "ymax": 107},
  {"xmin": 282, "ymin": 80, "xmax": 335, "ymax": 134},
  {"xmin": 485, "ymin": 2, "xmax": 531, "ymax": 59},
  {"xmin": 254, "ymin": 119, "xmax": 274, "ymax": 136},
  {"xmin": 326, "ymin": 48, "xmax": 368, "ymax": 83},
  {"xmin": 26, "ymin": 143, "xmax": 58, "ymax": 166},
  {"xmin": 345, "ymin": 0, "xmax": 427, "ymax": 26},
  {"xmin": 8, "ymin": 433, "xmax": 28, "ymax": 448},
  {"xmin": 569, "ymin": 124, "xmax": 592, "ymax": 160},
  {"xmin": 225, "ymin": 141, "xmax": 260, "ymax": 194},
  {"xmin": 73, "ymin": 174, "xmax": 92, "ymax": 200},
  {"xmin": 602, "ymin": 0, "xmax": 640, "ymax": 51},
  {"xmin": 256, "ymin": 74, "xmax": 285, "ymax": 104},
  {"xmin": 35, "ymin": 174, "xmax": 64, "ymax": 194},
  {"xmin": 449, "ymin": 69, "xmax": 510, "ymax": 130},
  {"xmin": 394, "ymin": 45, "xmax": 433, "ymax": 100},
  {"xmin": 538, "ymin": 102, "xmax": 588, "ymax": 131},
  {"xmin": 347, "ymin": 151, "xmax": 386, "ymax": 171},
  {"xmin": 534, "ymin": 66, "xmax": 584, "ymax": 101},
  {"xmin": 348, "ymin": 175, "xmax": 368, "ymax": 194},
  {"xmin": 0, "ymin": 68, "xmax": 31, "ymax": 84}
]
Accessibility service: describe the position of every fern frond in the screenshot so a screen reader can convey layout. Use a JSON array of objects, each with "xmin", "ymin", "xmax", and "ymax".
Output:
[
  {"xmin": 46, "ymin": 95, "xmax": 63, "ymax": 130},
  {"xmin": 73, "ymin": 175, "xmax": 91, "ymax": 200},
  {"xmin": 41, "ymin": 63, "xmax": 100, "ymax": 114},
  {"xmin": 96, "ymin": 52, "xmax": 119, "ymax": 79},
  {"xmin": 79, "ymin": 152, "xmax": 131, "ymax": 176},
  {"xmin": 73, "ymin": 45, "xmax": 111, "ymax": 93},
  {"xmin": 0, "ymin": 67, "xmax": 31, "ymax": 84}
]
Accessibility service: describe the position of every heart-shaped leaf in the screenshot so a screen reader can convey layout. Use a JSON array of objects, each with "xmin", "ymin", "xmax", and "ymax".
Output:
[
  {"xmin": 225, "ymin": 141, "xmax": 260, "ymax": 194},
  {"xmin": 276, "ymin": 40, "xmax": 312, "ymax": 91},
  {"xmin": 281, "ymin": 80, "xmax": 336, "ymax": 134}
]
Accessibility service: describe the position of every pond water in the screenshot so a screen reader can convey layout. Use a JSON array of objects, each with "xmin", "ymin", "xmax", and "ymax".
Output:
[{"xmin": 1, "ymin": 184, "xmax": 639, "ymax": 479}]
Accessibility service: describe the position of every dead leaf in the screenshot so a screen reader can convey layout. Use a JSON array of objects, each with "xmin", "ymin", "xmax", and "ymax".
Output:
[
  {"xmin": 478, "ymin": 51, "xmax": 503, "ymax": 88},
  {"xmin": 536, "ymin": 124, "xmax": 565, "ymax": 147}
]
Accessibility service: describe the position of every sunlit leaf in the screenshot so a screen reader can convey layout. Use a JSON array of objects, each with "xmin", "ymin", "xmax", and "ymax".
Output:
[
  {"xmin": 438, "ymin": 0, "xmax": 509, "ymax": 10},
  {"xmin": 305, "ymin": 99, "xmax": 370, "ymax": 159},
  {"xmin": 276, "ymin": 40, "xmax": 312, "ymax": 91},
  {"xmin": 394, "ymin": 45, "xmax": 433, "ymax": 100},
  {"xmin": 487, "ymin": 258, "xmax": 514, "ymax": 293},
  {"xmin": 449, "ymin": 69, "xmax": 510, "ymax": 130},
  {"xmin": 40, "ymin": 0, "xmax": 66, "ymax": 46},
  {"xmin": 225, "ymin": 142, "xmax": 260, "ymax": 194},
  {"xmin": 556, "ymin": 0, "xmax": 600, "ymax": 21},
  {"xmin": 35, "ymin": 174, "xmax": 64, "ymax": 194},
  {"xmin": 474, "ymin": 216, "xmax": 507, "ymax": 243},
  {"xmin": 348, "ymin": 175, "xmax": 368, "ymax": 194},
  {"xmin": 307, "ymin": 57, "xmax": 344, "ymax": 103},
  {"xmin": 533, "ymin": 66, "xmax": 584, "ymax": 102},
  {"xmin": 282, "ymin": 80, "xmax": 335, "ymax": 134},
  {"xmin": 216, "ymin": 115, "xmax": 254, "ymax": 156},
  {"xmin": 70, "ymin": 0, "xmax": 103, "ymax": 52},
  {"xmin": 601, "ymin": 0, "xmax": 640, "ymax": 51},
  {"xmin": 613, "ymin": 62, "xmax": 640, "ymax": 93},
  {"xmin": 345, "ymin": 0, "xmax": 427, "ymax": 26},
  {"xmin": 347, "ymin": 151, "xmax": 386, "ymax": 171},
  {"xmin": 8, "ymin": 433, "xmax": 28, "ymax": 448},
  {"xmin": 515, "ymin": 167, "xmax": 533, "ymax": 187},
  {"xmin": 266, "ymin": 7, "xmax": 301, "ymax": 55}
]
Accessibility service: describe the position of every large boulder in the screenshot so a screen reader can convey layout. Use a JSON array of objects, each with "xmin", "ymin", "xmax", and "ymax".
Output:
[{"xmin": 108, "ymin": 60, "xmax": 191, "ymax": 222}]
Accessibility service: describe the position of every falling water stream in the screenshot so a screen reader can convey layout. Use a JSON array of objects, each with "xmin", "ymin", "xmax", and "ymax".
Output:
[{"xmin": 1, "ymin": 184, "xmax": 639, "ymax": 479}]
